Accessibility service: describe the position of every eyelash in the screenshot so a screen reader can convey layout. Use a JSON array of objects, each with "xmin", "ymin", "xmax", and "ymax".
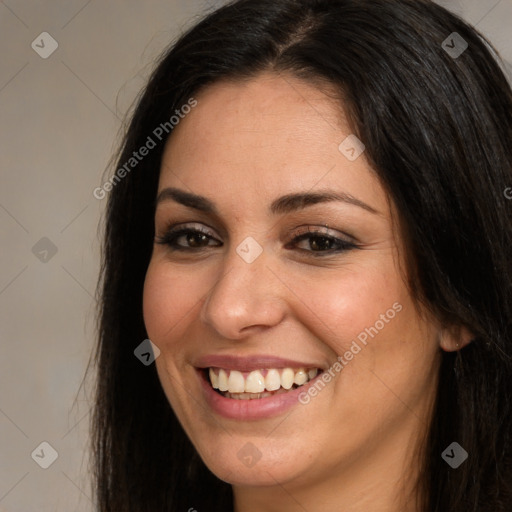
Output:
[{"xmin": 155, "ymin": 224, "xmax": 358, "ymax": 256}]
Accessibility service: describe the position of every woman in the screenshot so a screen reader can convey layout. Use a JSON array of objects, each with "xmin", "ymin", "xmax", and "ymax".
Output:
[{"xmin": 91, "ymin": 0, "xmax": 512, "ymax": 510}]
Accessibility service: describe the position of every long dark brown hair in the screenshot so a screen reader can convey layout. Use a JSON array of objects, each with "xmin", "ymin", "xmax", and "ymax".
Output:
[{"xmin": 89, "ymin": 0, "xmax": 512, "ymax": 510}]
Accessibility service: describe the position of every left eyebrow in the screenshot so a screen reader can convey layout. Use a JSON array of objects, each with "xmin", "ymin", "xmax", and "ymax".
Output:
[{"xmin": 270, "ymin": 191, "xmax": 379, "ymax": 215}]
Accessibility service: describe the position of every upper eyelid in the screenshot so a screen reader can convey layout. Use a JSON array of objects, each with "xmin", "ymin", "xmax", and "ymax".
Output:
[
  {"xmin": 159, "ymin": 221, "xmax": 220, "ymax": 237},
  {"xmin": 287, "ymin": 224, "xmax": 357, "ymax": 243},
  {"xmin": 159, "ymin": 223, "xmax": 349, "ymax": 239}
]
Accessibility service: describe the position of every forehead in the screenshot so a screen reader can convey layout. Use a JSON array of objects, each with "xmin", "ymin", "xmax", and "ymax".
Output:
[{"xmin": 158, "ymin": 72, "xmax": 387, "ymax": 216}]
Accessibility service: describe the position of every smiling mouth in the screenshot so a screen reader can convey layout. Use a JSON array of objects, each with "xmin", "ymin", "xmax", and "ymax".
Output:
[{"xmin": 206, "ymin": 367, "xmax": 323, "ymax": 400}]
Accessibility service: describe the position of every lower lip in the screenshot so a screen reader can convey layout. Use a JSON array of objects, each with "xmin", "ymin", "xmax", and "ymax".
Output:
[{"xmin": 197, "ymin": 369, "xmax": 320, "ymax": 420}]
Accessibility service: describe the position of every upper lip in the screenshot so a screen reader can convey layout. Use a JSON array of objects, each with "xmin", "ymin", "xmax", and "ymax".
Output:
[{"xmin": 194, "ymin": 354, "xmax": 326, "ymax": 372}]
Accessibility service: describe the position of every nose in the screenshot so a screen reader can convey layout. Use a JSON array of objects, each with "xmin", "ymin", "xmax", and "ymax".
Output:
[{"xmin": 200, "ymin": 249, "xmax": 287, "ymax": 340}]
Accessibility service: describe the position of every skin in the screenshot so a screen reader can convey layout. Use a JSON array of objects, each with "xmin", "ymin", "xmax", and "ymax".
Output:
[{"xmin": 143, "ymin": 72, "xmax": 469, "ymax": 512}]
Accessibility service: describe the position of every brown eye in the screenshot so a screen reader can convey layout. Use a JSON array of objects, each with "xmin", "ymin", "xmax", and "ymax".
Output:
[
  {"xmin": 308, "ymin": 236, "xmax": 336, "ymax": 251},
  {"xmin": 286, "ymin": 229, "xmax": 358, "ymax": 256},
  {"xmin": 183, "ymin": 232, "xmax": 210, "ymax": 248},
  {"xmin": 155, "ymin": 226, "xmax": 222, "ymax": 250}
]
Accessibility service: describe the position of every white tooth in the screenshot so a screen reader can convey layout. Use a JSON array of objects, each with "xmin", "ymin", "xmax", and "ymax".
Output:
[
  {"xmin": 294, "ymin": 369, "xmax": 308, "ymax": 386},
  {"xmin": 265, "ymin": 369, "xmax": 281, "ymax": 391},
  {"xmin": 228, "ymin": 370, "xmax": 245, "ymax": 393},
  {"xmin": 218, "ymin": 369, "xmax": 229, "ymax": 391},
  {"xmin": 245, "ymin": 370, "xmax": 265, "ymax": 393},
  {"xmin": 209, "ymin": 368, "xmax": 219, "ymax": 389},
  {"xmin": 308, "ymin": 368, "xmax": 318, "ymax": 380},
  {"xmin": 281, "ymin": 368, "xmax": 295, "ymax": 390}
]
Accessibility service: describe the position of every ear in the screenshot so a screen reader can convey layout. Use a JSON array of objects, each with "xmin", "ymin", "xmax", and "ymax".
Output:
[{"xmin": 439, "ymin": 324, "xmax": 474, "ymax": 352}]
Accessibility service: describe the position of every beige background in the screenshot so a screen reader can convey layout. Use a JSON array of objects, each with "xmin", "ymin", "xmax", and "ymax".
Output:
[{"xmin": 0, "ymin": 1, "xmax": 511, "ymax": 510}]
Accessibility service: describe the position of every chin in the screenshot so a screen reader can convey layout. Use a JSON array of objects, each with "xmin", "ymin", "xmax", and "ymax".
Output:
[{"xmin": 193, "ymin": 432, "xmax": 316, "ymax": 487}]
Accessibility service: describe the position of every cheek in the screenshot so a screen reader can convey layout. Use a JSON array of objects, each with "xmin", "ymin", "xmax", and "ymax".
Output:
[
  {"xmin": 285, "ymin": 260, "xmax": 404, "ymax": 357},
  {"xmin": 283, "ymin": 257, "xmax": 435, "ymax": 406},
  {"xmin": 310, "ymin": 267, "xmax": 437, "ymax": 411},
  {"xmin": 142, "ymin": 260, "xmax": 205, "ymax": 342}
]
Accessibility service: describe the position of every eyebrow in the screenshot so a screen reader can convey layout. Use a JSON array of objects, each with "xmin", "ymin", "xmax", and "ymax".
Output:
[
  {"xmin": 156, "ymin": 187, "xmax": 378, "ymax": 215},
  {"xmin": 156, "ymin": 187, "xmax": 217, "ymax": 213},
  {"xmin": 270, "ymin": 191, "xmax": 378, "ymax": 215}
]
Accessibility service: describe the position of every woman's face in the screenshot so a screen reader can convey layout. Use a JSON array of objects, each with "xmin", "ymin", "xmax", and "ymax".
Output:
[{"xmin": 143, "ymin": 73, "xmax": 442, "ymax": 500}]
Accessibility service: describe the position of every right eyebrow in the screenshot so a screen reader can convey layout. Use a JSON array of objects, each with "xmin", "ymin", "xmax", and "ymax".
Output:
[{"xmin": 155, "ymin": 187, "xmax": 217, "ymax": 214}]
